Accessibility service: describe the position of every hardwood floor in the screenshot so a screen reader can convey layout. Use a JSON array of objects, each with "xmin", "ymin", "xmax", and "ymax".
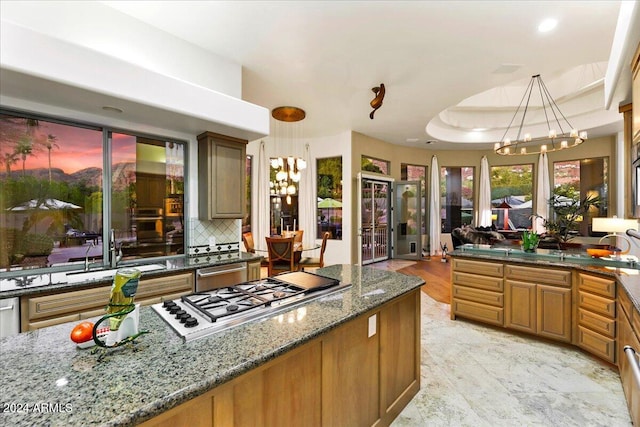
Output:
[{"xmin": 396, "ymin": 257, "xmax": 451, "ymax": 304}]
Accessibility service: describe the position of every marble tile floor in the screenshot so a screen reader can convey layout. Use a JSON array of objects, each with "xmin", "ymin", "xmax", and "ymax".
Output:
[{"xmin": 392, "ymin": 293, "xmax": 632, "ymax": 427}]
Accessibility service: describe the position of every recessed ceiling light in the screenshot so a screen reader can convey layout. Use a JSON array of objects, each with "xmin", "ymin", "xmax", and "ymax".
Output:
[
  {"xmin": 102, "ymin": 106, "xmax": 124, "ymax": 113},
  {"xmin": 406, "ymin": 138, "xmax": 420, "ymax": 143},
  {"xmin": 471, "ymin": 128, "xmax": 488, "ymax": 132},
  {"xmin": 538, "ymin": 18, "xmax": 558, "ymax": 33}
]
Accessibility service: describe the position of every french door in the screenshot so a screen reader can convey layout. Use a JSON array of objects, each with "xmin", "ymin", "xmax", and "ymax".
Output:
[
  {"xmin": 357, "ymin": 173, "xmax": 392, "ymax": 265},
  {"xmin": 393, "ymin": 181, "xmax": 422, "ymax": 260}
]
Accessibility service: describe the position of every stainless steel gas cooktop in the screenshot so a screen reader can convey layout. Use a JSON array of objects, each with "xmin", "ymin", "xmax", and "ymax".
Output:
[{"xmin": 152, "ymin": 271, "xmax": 350, "ymax": 342}]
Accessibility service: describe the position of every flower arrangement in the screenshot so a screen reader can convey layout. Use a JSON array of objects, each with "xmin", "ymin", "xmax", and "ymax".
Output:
[{"xmin": 521, "ymin": 230, "xmax": 540, "ymax": 252}]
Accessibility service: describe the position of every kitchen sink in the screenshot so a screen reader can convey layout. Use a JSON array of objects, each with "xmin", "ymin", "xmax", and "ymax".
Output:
[{"xmin": 65, "ymin": 263, "xmax": 166, "ymax": 284}]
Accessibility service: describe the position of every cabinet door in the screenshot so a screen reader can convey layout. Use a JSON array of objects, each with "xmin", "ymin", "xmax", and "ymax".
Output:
[
  {"xmin": 537, "ymin": 285, "xmax": 572, "ymax": 343},
  {"xmin": 322, "ymin": 311, "xmax": 379, "ymax": 427},
  {"xmin": 379, "ymin": 291, "xmax": 420, "ymax": 424},
  {"xmin": 247, "ymin": 260, "xmax": 261, "ymax": 281},
  {"xmin": 198, "ymin": 132, "xmax": 247, "ymax": 219},
  {"xmin": 505, "ymin": 280, "xmax": 536, "ymax": 334}
]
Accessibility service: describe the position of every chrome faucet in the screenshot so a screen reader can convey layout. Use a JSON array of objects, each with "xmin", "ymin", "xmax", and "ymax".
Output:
[
  {"xmin": 84, "ymin": 242, "xmax": 95, "ymax": 271},
  {"xmin": 109, "ymin": 229, "xmax": 123, "ymax": 268}
]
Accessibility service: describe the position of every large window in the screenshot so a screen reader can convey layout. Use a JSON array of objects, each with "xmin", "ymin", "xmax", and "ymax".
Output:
[
  {"xmin": 317, "ymin": 156, "xmax": 343, "ymax": 239},
  {"xmin": 401, "ymin": 163, "xmax": 427, "ymax": 235},
  {"xmin": 0, "ymin": 110, "xmax": 185, "ymax": 271},
  {"xmin": 440, "ymin": 167, "xmax": 474, "ymax": 233},
  {"xmin": 490, "ymin": 164, "xmax": 533, "ymax": 230},
  {"xmin": 243, "ymin": 155, "xmax": 252, "ymax": 234},
  {"xmin": 362, "ymin": 155, "xmax": 389, "ymax": 175},
  {"xmin": 553, "ymin": 157, "xmax": 608, "ymax": 235}
]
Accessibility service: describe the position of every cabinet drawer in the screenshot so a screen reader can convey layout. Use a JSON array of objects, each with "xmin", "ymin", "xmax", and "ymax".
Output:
[
  {"xmin": 27, "ymin": 285, "xmax": 111, "ymax": 320},
  {"xmin": 578, "ymin": 325, "xmax": 616, "ymax": 363},
  {"xmin": 577, "ymin": 273, "xmax": 615, "ymax": 298},
  {"xmin": 452, "ymin": 271, "xmax": 503, "ymax": 292},
  {"xmin": 27, "ymin": 313, "xmax": 80, "ymax": 331},
  {"xmin": 452, "ymin": 259, "xmax": 503, "ymax": 277},
  {"xmin": 505, "ymin": 265, "xmax": 571, "ymax": 287},
  {"xmin": 579, "ymin": 309, "xmax": 616, "ymax": 338},
  {"xmin": 578, "ymin": 291, "xmax": 616, "ymax": 318},
  {"xmin": 136, "ymin": 273, "xmax": 193, "ymax": 300},
  {"xmin": 452, "ymin": 285, "xmax": 503, "ymax": 307},
  {"xmin": 452, "ymin": 299, "xmax": 503, "ymax": 326}
]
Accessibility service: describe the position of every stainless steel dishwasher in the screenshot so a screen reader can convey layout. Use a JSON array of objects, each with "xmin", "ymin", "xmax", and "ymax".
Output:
[
  {"xmin": 196, "ymin": 263, "xmax": 247, "ymax": 292},
  {"xmin": 0, "ymin": 297, "xmax": 20, "ymax": 338}
]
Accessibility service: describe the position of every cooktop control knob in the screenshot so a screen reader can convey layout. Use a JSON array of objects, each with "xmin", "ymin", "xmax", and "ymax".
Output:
[
  {"xmin": 174, "ymin": 309, "xmax": 186, "ymax": 319},
  {"xmin": 162, "ymin": 301, "xmax": 175, "ymax": 308},
  {"xmin": 184, "ymin": 317, "xmax": 198, "ymax": 328},
  {"xmin": 169, "ymin": 305, "xmax": 181, "ymax": 314},
  {"xmin": 177, "ymin": 313, "xmax": 190, "ymax": 323}
]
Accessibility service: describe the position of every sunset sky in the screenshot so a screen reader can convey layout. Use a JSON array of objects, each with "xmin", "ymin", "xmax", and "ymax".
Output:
[{"xmin": 1, "ymin": 119, "xmax": 136, "ymax": 174}]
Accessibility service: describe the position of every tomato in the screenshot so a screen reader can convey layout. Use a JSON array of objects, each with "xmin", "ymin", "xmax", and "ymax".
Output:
[{"xmin": 70, "ymin": 321, "xmax": 94, "ymax": 343}]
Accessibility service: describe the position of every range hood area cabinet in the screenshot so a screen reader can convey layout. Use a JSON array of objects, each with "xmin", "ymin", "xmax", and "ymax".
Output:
[{"xmin": 198, "ymin": 132, "xmax": 247, "ymax": 219}]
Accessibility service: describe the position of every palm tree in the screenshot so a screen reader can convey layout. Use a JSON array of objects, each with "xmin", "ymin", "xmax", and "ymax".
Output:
[
  {"xmin": 16, "ymin": 136, "xmax": 33, "ymax": 177},
  {"xmin": 45, "ymin": 134, "xmax": 59, "ymax": 183},
  {"xmin": 2, "ymin": 151, "xmax": 19, "ymax": 176}
]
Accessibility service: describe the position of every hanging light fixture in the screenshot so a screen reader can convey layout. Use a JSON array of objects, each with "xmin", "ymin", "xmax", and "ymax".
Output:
[
  {"xmin": 269, "ymin": 106, "xmax": 307, "ymax": 204},
  {"xmin": 495, "ymin": 74, "xmax": 587, "ymax": 156}
]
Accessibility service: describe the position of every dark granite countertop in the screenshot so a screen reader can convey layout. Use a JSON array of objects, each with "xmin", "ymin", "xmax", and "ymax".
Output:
[
  {"xmin": 0, "ymin": 264, "xmax": 424, "ymax": 427},
  {"xmin": 0, "ymin": 252, "xmax": 263, "ymax": 298},
  {"xmin": 451, "ymin": 247, "xmax": 640, "ymax": 314}
]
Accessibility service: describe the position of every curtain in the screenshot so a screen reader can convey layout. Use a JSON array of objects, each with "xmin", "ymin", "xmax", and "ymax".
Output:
[
  {"xmin": 299, "ymin": 143, "xmax": 317, "ymax": 250},
  {"xmin": 534, "ymin": 152, "xmax": 550, "ymax": 234},
  {"xmin": 255, "ymin": 141, "xmax": 270, "ymax": 250},
  {"xmin": 478, "ymin": 155, "xmax": 492, "ymax": 227},
  {"xmin": 429, "ymin": 155, "xmax": 441, "ymax": 255}
]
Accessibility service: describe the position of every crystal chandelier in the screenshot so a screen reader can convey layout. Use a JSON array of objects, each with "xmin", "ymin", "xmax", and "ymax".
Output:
[
  {"xmin": 270, "ymin": 106, "xmax": 307, "ymax": 204},
  {"xmin": 495, "ymin": 74, "xmax": 587, "ymax": 156}
]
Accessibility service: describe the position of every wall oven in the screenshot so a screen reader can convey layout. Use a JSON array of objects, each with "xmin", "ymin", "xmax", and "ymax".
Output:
[{"xmin": 134, "ymin": 207, "xmax": 164, "ymax": 243}]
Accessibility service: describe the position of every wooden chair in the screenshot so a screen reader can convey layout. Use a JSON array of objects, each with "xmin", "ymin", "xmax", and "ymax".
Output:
[
  {"xmin": 242, "ymin": 232, "xmax": 255, "ymax": 253},
  {"xmin": 298, "ymin": 231, "xmax": 330, "ymax": 271},
  {"xmin": 293, "ymin": 230, "xmax": 303, "ymax": 244},
  {"xmin": 265, "ymin": 236, "xmax": 296, "ymax": 276},
  {"xmin": 243, "ymin": 232, "xmax": 269, "ymax": 268}
]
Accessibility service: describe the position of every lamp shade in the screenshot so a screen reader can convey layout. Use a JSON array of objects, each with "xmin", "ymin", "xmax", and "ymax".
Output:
[{"xmin": 592, "ymin": 217, "xmax": 638, "ymax": 233}]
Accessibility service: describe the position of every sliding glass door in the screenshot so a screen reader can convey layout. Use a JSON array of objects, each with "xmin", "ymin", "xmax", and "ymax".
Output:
[{"xmin": 358, "ymin": 173, "xmax": 391, "ymax": 265}]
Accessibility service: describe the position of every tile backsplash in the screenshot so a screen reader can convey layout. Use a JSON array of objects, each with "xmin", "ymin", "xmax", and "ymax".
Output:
[{"xmin": 188, "ymin": 218, "xmax": 239, "ymax": 247}]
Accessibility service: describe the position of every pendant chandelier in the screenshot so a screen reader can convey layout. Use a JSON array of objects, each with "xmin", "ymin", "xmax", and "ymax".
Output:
[
  {"xmin": 270, "ymin": 106, "xmax": 307, "ymax": 204},
  {"xmin": 494, "ymin": 74, "xmax": 587, "ymax": 156}
]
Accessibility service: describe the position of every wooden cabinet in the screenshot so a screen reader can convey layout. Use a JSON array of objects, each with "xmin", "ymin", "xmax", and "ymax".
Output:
[
  {"xmin": 504, "ymin": 265, "xmax": 572, "ymax": 343},
  {"xmin": 451, "ymin": 258, "xmax": 504, "ymax": 326},
  {"xmin": 618, "ymin": 288, "xmax": 640, "ymax": 425},
  {"xmin": 141, "ymin": 289, "xmax": 421, "ymax": 427},
  {"xmin": 136, "ymin": 172, "xmax": 165, "ymax": 208},
  {"xmin": 20, "ymin": 272, "xmax": 193, "ymax": 331},
  {"xmin": 577, "ymin": 273, "xmax": 617, "ymax": 363},
  {"xmin": 197, "ymin": 131, "xmax": 247, "ymax": 219},
  {"xmin": 632, "ymin": 41, "xmax": 640, "ymax": 144},
  {"xmin": 322, "ymin": 311, "xmax": 379, "ymax": 426},
  {"xmin": 247, "ymin": 259, "xmax": 261, "ymax": 281}
]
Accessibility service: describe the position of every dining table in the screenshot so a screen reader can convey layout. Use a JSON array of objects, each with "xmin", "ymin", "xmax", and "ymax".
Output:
[{"xmin": 255, "ymin": 237, "xmax": 321, "ymax": 266}]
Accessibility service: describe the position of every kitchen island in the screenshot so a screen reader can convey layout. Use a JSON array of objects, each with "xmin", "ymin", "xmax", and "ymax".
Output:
[
  {"xmin": 450, "ymin": 245, "xmax": 640, "ymax": 424},
  {"xmin": 0, "ymin": 264, "xmax": 424, "ymax": 427}
]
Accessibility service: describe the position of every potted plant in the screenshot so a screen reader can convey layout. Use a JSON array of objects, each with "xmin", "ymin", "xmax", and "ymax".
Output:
[
  {"xmin": 521, "ymin": 230, "xmax": 540, "ymax": 252},
  {"xmin": 533, "ymin": 187, "xmax": 601, "ymax": 247}
]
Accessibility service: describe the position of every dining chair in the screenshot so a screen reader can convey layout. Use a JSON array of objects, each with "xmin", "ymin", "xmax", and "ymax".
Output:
[
  {"xmin": 298, "ymin": 231, "xmax": 330, "ymax": 271},
  {"xmin": 242, "ymin": 232, "xmax": 255, "ymax": 253},
  {"xmin": 243, "ymin": 232, "xmax": 270, "ymax": 268},
  {"xmin": 265, "ymin": 236, "xmax": 296, "ymax": 276},
  {"xmin": 293, "ymin": 230, "xmax": 303, "ymax": 244}
]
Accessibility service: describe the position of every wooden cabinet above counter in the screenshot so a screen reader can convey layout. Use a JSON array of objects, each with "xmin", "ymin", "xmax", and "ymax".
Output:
[{"xmin": 197, "ymin": 131, "xmax": 247, "ymax": 219}]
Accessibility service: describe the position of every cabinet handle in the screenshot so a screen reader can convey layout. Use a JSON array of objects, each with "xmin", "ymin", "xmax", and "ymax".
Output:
[
  {"xmin": 197, "ymin": 266, "xmax": 246, "ymax": 278},
  {"xmin": 624, "ymin": 346, "xmax": 640, "ymax": 388},
  {"xmin": 0, "ymin": 305, "xmax": 14, "ymax": 312}
]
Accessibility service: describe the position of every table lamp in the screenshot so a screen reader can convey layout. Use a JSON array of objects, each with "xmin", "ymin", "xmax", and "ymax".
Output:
[{"xmin": 591, "ymin": 217, "xmax": 639, "ymax": 255}]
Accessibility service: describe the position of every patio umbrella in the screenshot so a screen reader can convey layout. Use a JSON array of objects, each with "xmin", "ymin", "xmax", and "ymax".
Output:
[
  {"xmin": 7, "ymin": 198, "xmax": 81, "ymax": 211},
  {"xmin": 477, "ymin": 156, "xmax": 492, "ymax": 227},
  {"xmin": 318, "ymin": 197, "xmax": 342, "ymax": 224}
]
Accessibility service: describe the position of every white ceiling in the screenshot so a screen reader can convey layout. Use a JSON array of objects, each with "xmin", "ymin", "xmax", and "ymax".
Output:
[{"xmin": 103, "ymin": 1, "xmax": 627, "ymax": 150}]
